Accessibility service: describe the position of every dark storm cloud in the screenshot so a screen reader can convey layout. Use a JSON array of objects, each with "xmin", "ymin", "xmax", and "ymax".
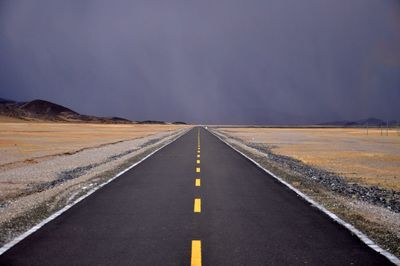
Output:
[{"xmin": 1, "ymin": 0, "xmax": 399, "ymax": 124}]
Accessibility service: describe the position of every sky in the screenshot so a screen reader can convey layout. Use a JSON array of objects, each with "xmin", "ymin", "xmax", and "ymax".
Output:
[{"xmin": 0, "ymin": 0, "xmax": 399, "ymax": 124}]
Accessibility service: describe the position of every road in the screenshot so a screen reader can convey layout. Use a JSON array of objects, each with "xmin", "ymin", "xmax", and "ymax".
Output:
[{"xmin": 0, "ymin": 127, "xmax": 393, "ymax": 265}]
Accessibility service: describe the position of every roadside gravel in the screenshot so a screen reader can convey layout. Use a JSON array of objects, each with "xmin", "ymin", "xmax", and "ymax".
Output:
[
  {"xmin": 211, "ymin": 128, "xmax": 400, "ymax": 258},
  {"xmin": 0, "ymin": 128, "xmax": 188, "ymax": 246}
]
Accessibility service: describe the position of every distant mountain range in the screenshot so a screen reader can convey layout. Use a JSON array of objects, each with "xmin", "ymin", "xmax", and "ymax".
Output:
[
  {"xmin": 1, "ymin": 97, "xmax": 394, "ymax": 126},
  {"xmin": 0, "ymin": 98, "xmax": 133, "ymax": 123},
  {"xmin": 0, "ymin": 97, "xmax": 186, "ymax": 124},
  {"xmin": 318, "ymin": 118, "xmax": 398, "ymax": 127}
]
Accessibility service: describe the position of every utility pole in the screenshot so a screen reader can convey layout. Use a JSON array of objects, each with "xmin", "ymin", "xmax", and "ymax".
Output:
[
  {"xmin": 366, "ymin": 122, "xmax": 368, "ymax": 136},
  {"xmin": 380, "ymin": 123, "xmax": 383, "ymax": 136},
  {"xmin": 387, "ymin": 120, "xmax": 389, "ymax": 136}
]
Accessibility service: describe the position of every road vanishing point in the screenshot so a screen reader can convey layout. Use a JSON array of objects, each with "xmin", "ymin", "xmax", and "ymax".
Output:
[{"xmin": 0, "ymin": 127, "xmax": 393, "ymax": 265}]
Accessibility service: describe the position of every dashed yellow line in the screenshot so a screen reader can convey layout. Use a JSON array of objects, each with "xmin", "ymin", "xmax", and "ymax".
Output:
[
  {"xmin": 192, "ymin": 129, "xmax": 202, "ymax": 265},
  {"xmin": 194, "ymin": 198, "xmax": 201, "ymax": 213},
  {"xmin": 191, "ymin": 240, "xmax": 202, "ymax": 266}
]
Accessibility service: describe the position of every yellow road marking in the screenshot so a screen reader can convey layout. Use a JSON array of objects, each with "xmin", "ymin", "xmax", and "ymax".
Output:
[
  {"xmin": 196, "ymin": 159, "xmax": 200, "ymax": 164},
  {"xmin": 194, "ymin": 198, "xmax": 201, "ymax": 213},
  {"xmin": 191, "ymin": 240, "xmax": 202, "ymax": 266},
  {"xmin": 196, "ymin": 167, "xmax": 200, "ymax": 173},
  {"xmin": 195, "ymin": 179, "xmax": 201, "ymax": 187}
]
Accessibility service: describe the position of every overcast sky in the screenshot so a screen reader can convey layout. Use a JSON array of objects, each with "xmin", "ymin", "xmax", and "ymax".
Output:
[{"xmin": 0, "ymin": 0, "xmax": 399, "ymax": 124}]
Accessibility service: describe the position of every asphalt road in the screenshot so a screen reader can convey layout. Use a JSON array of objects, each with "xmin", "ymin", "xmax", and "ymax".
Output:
[{"xmin": 0, "ymin": 127, "xmax": 393, "ymax": 265}]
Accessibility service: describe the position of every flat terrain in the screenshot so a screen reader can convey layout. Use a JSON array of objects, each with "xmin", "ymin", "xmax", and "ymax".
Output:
[
  {"xmin": 216, "ymin": 128, "xmax": 400, "ymax": 190},
  {"xmin": 0, "ymin": 122, "xmax": 186, "ymax": 242},
  {"xmin": 0, "ymin": 122, "xmax": 183, "ymax": 166},
  {"xmin": 0, "ymin": 127, "xmax": 392, "ymax": 265}
]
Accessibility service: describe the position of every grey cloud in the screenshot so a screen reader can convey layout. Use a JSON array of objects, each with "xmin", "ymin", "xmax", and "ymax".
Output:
[{"xmin": 0, "ymin": 0, "xmax": 399, "ymax": 124}]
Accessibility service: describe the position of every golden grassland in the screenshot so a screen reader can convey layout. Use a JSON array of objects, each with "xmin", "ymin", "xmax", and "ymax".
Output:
[
  {"xmin": 218, "ymin": 127, "xmax": 400, "ymax": 190},
  {"xmin": 0, "ymin": 122, "xmax": 187, "ymax": 166}
]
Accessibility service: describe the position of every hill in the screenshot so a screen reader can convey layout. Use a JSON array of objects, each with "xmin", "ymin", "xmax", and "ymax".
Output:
[
  {"xmin": 319, "ymin": 118, "xmax": 398, "ymax": 127},
  {"xmin": 0, "ymin": 99, "xmax": 132, "ymax": 123}
]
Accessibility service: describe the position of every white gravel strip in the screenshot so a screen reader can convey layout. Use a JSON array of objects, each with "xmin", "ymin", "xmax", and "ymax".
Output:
[
  {"xmin": 0, "ymin": 128, "xmax": 187, "ymax": 239},
  {"xmin": 0, "ymin": 128, "xmax": 190, "ymax": 255},
  {"xmin": 0, "ymin": 131, "xmax": 175, "ymax": 187}
]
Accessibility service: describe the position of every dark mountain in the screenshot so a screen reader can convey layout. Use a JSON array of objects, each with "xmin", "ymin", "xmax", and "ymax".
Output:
[
  {"xmin": 0, "ymin": 98, "xmax": 132, "ymax": 123},
  {"xmin": 20, "ymin": 99, "xmax": 78, "ymax": 116},
  {"xmin": 319, "ymin": 118, "xmax": 398, "ymax": 127},
  {"xmin": 138, "ymin": 120, "xmax": 167, "ymax": 125},
  {"xmin": 109, "ymin": 117, "xmax": 132, "ymax": 123},
  {"xmin": 0, "ymin": 97, "xmax": 15, "ymax": 104}
]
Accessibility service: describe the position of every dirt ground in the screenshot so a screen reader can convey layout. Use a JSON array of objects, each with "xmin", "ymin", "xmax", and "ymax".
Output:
[
  {"xmin": 0, "ymin": 122, "xmax": 186, "ymax": 166},
  {"xmin": 217, "ymin": 127, "xmax": 400, "ymax": 191},
  {"xmin": 213, "ymin": 127, "xmax": 400, "ymax": 257},
  {"xmin": 0, "ymin": 122, "xmax": 188, "ymax": 245}
]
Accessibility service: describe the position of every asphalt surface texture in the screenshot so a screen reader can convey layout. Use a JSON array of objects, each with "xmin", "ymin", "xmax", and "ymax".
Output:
[{"xmin": 0, "ymin": 127, "xmax": 393, "ymax": 265}]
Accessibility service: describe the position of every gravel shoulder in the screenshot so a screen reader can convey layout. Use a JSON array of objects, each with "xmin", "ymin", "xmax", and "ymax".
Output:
[
  {"xmin": 211, "ymin": 128, "xmax": 400, "ymax": 259},
  {"xmin": 0, "ymin": 127, "xmax": 189, "ymax": 247}
]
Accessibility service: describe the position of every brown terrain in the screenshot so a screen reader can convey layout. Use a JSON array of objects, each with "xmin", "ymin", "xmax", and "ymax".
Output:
[
  {"xmin": 0, "ymin": 122, "xmax": 184, "ymax": 167},
  {"xmin": 0, "ymin": 99, "xmax": 189, "ymax": 245},
  {"xmin": 0, "ymin": 121, "xmax": 188, "ymax": 246},
  {"xmin": 216, "ymin": 127, "xmax": 400, "ymax": 190},
  {"xmin": 212, "ymin": 127, "xmax": 400, "ymax": 257}
]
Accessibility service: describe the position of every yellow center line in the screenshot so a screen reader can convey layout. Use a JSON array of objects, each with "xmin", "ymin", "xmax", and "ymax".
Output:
[
  {"xmin": 191, "ymin": 240, "xmax": 202, "ymax": 266},
  {"xmin": 193, "ymin": 129, "xmax": 202, "ymax": 265},
  {"xmin": 194, "ymin": 198, "xmax": 201, "ymax": 213}
]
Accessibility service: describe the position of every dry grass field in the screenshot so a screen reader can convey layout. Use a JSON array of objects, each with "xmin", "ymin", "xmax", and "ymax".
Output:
[
  {"xmin": 0, "ymin": 121, "xmax": 187, "ymax": 243},
  {"xmin": 217, "ymin": 127, "xmax": 400, "ymax": 191},
  {"xmin": 0, "ymin": 122, "xmax": 186, "ymax": 167}
]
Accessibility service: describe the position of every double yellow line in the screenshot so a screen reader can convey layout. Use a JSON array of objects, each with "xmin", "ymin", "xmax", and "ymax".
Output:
[{"xmin": 192, "ymin": 128, "xmax": 202, "ymax": 266}]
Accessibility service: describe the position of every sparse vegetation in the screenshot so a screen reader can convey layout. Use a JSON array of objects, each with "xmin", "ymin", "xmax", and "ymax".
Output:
[
  {"xmin": 212, "ymin": 127, "xmax": 400, "ymax": 258},
  {"xmin": 0, "ymin": 122, "xmax": 188, "ymax": 245}
]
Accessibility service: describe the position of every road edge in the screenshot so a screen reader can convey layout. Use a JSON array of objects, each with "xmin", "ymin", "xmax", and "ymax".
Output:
[
  {"xmin": 207, "ymin": 128, "xmax": 400, "ymax": 265},
  {"xmin": 0, "ymin": 127, "xmax": 192, "ymax": 256}
]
